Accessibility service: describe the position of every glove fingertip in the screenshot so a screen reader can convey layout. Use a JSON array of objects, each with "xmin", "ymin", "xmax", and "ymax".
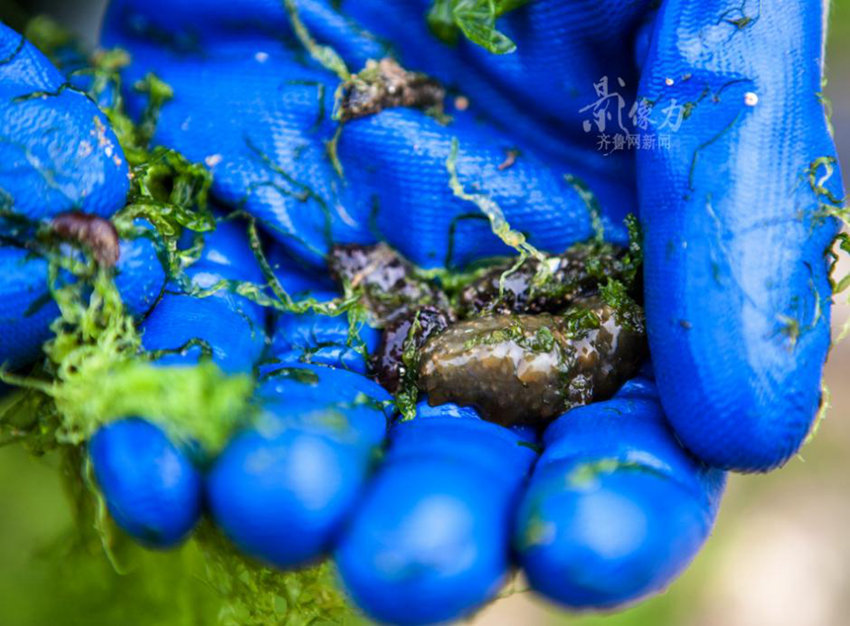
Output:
[
  {"xmin": 637, "ymin": 0, "xmax": 842, "ymax": 472},
  {"xmin": 206, "ymin": 425, "xmax": 370, "ymax": 568},
  {"xmin": 334, "ymin": 460, "xmax": 511, "ymax": 626},
  {"xmin": 516, "ymin": 464, "xmax": 714, "ymax": 609},
  {"xmin": 517, "ymin": 377, "xmax": 725, "ymax": 609},
  {"xmin": 89, "ymin": 418, "xmax": 202, "ymax": 548},
  {"xmin": 335, "ymin": 403, "xmax": 536, "ymax": 625}
]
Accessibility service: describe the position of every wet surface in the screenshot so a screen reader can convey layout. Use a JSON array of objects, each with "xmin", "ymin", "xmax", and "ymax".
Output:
[
  {"xmin": 371, "ymin": 305, "xmax": 451, "ymax": 393},
  {"xmin": 329, "ymin": 242, "xmax": 448, "ymax": 322},
  {"xmin": 458, "ymin": 243, "xmax": 635, "ymax": 317},
  {"xmin": 417, "ymin": 301, "xmax": 646, "ymax": 426}
]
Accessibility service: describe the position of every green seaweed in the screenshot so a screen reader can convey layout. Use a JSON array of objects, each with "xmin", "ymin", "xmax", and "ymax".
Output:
[
  {"xmin": 114, "ymin": 145, "xmax": 215, "ymax": 283},
  {"xmin": 445, "ymin": 137, "xmax": 555, "ymax": 298},
  {"xmin": 279, "ymin": 0, "xmax": 352, "ymax": 180},
  {"xmin": 2, "ymin": 14, "xmax": 650, "ymax": 622},
  {"xmin": 283, "ymin": 0, "xmax": 351, "ymax": 81},
  {"xmin": 804, "ymin": 381, "xmax": 831, "ymax": 448},
  {"xmin": 243, "ymin": 137, "xmax": 335, "ymax": 251},
  {"xmin": 687, "ymin": 110, "xmax": 743, "ymax": 194},
  {"xmin": 427, "ymin": 0, "xmax": 530, "ymax": 54},
  {"xmin": 196, "ymin": 523, "xmax": 357, "ymax": 626},
  {"xmin": 816, "ymin": 76, "xmax": 835, "ymax": 138},
  {"xmin": 461, "ymin": 316, "xmax": 525, "ymax": 350},
  {"xmin": 517, "ymin": 460, "xmax": 661, "ymax": 551},
  {"xmin": 394, "ymin": 310, "xmax": 423, "ymax": 420},
  {"xmin": 326, "ymin": 124, "xmax": 346, "ymax": 178},
  {"xmin": 566, "ymin": 458, "xmax": 659, "ymax": 488},
  {"xmin": 0, "ymin": 260, "xmax": 253, "ymax": 455},
  {"xmin": 1, "ymin": 444, "xmax": 359, "ymax": 626},
  {"xmin": 446, "ymin": 138, "xmax": 546, "ymax": 264},
  {"xmin": 561, "ymin": 306, "xmax": 601, "ymax": 337},
  {"xmin": 564, "ymin": 173, "xmax": 605, "ymax": 243},
  {"xmin": 600, "ymin": 278, "xmax": 645, "ymax": 334},
  {"xmin": 808, "ymin": 156, "xmax": 850, "ymax": 343}
]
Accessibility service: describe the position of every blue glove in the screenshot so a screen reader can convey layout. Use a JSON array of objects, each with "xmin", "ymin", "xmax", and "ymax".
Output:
[
  {"xmin": 139, "ymin": 215, "xmax": 268, "ymax": 374},
  {"xmin": 95, "ymin": 2, "xmax": 732, "ymax": 620},
  {"xmin": 515, "ymin": 372, "xmax": 725, "ymax": 609},
  {"xmin": 100, "ymin": 0, "xmax": 637, "ymax": 270},
  {"xmin": 0, "ymin": 22, "xmax": 165, "ymax": 370},
  {"xmin": 637, "ymin": 1, "xmax": 841, "ymax": 471},
  {"xmin": 100, "ymin": 0, "xmax": 841, "ymax": 471},
  {"xmin": 89, "ymin": 417, "xmax": 203, "ymax": 548},
  {"xmin": 0, "ymin": 23, "xmax": 128, "ymax": 221},
  {"xmin": 0, "ymin": 0, "xmax": 842, "ymax": 623}
]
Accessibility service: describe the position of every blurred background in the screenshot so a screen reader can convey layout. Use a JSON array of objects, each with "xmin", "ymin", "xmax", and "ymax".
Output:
[{"xmin": 0, "ymin": 1, "xmax": 848, "ymax": 625}]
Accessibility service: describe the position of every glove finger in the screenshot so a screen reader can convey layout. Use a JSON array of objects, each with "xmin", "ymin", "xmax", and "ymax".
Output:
[
  {"xmin": 334, "ymin": 402, "xmax": 537, "ymax": 625},
  {"xmin": 89, "ymin": 417, "xmax": 203, "ymax": 548},
  {"xmin": 271, "ymin": 290, "xmax": 380, "ymax": 374},
  {"xmin": 338, "ymin": 108, "xmax": 634, "ymax": 268},
  {"xmin": 341, "ymin": 0, "xmax": 653, "ymax": 154},
  {"xmin": 102, "ymin": 1, "xmax": 636, "ymax": 268},
  {"xmin": 140, "ymin": 293, "xmax": 266, "ymax": 373},
  {"xmin": 515, "ymin": 374, "xmax": 725, "ymax": 609},
  {"xmin": 113, "ymin": 218, "xmax": 168, "ymax": 319},
  {"xmin": 266, "ymin": 245, "xmax": 380, "ymax": 373},
  {"xmin": 140, "ymin": 216, "xmax": 267, "ymax": 373},
  {"xmin": 89, "ymin": 220, "xmax": 275, "ymax": 546},
  {"xmin": 0, "ymin": 218, "xmax": 165, "ymax": 370},
  {"xmin": 207, "ymin": 364, "xmax": 392, "ymax": 568},
  {"xmin": 637, "ymin": 0, "xmax": 843, "ymax": 470},
  {"xmin": 0, "ymin": 23, "xmax": 128, "ymax": 221},
  {"xmin": 266, "ymin": 243, "xmax": 336, "ymax": 296},
  {"xmin": 0, "ymin": 248, "xmax": 60, "ymax": 370},
  {"xmin": 257, "ymin": 364, "xmax": 392, "ymax": 448},
  {"xmin": 0, "ymin": 25, "xmax": 144, "ymax": 371}
]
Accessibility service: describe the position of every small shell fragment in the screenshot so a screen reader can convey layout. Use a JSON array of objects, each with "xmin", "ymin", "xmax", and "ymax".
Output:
[{"xmin": 50, "ymin": 211, "xmax": 120, "ymax": 267}]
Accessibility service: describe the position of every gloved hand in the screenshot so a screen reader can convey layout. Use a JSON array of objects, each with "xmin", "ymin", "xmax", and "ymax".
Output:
[
  {"xmin": 0, "ymin": 0, "xmax": 842, "ymax": 624},
  {"xmin": 0, "ymin": 22, "xmax": 166, "ymax": 370},
  {"xmin": 100, "ymin": 0, "xmax": 842, "ymax": 472}
]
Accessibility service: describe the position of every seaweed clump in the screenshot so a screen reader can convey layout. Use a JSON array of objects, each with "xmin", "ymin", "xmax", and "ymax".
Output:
[{"xmin": 328, "ymin": 227, "xmax": 646, "ymax": 427}]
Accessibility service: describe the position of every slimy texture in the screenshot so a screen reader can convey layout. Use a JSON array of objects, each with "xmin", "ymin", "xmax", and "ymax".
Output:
[
  {"xmin": 329, "ymin": 243, "xmax": 456, "ymax": 392},
  {"xmin": 418, "ymin": 302, "xmax": 646, "ymax": 426},
  {"xmin": 328, "ymin": 241, "xmax": 645, "ymax": 426},
  {"xmin": 458, "ymin": 243, "xmax": 633, "ymax": 316},
  {"xmin": 329, "ymin": 243, "xmax": 448, "ymax": 322},
  {"xmin": 371, "ymin": 305, "xmax": 451, "ymax": 392}
]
